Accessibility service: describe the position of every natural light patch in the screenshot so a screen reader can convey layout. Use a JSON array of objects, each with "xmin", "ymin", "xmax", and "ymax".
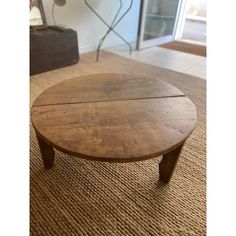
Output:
[{"xmin": 30, "ymin": 6, "xmax": 43, "ymax": 26}]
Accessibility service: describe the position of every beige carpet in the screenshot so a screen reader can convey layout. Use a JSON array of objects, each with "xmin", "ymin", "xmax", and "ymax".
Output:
[{"xmin": 30, "ymin": 51, "xmax": 206, "ymax": 236}]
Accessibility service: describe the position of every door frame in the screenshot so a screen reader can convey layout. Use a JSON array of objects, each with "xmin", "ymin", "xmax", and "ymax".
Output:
[
  {"xmin": 137, "ymin": 0, "xmax": 187, "ymax": 50},
  {"xmin": 174, "ymin": 0, "xmax": 188, "ymax": 40}
]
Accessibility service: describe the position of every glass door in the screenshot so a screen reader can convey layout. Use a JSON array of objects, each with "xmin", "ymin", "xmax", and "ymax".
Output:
[{"xmin": 137, "ymin": 0, "xmax": 183, "ymax": 49}]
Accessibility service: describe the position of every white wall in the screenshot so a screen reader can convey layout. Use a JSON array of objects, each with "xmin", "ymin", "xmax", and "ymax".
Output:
[{"xmin": 43, "ymin": 0, "xmax": 141, "ymax": 53}]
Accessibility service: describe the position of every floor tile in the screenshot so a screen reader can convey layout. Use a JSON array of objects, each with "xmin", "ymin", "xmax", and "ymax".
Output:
[{"xmin": 105, "ymin": 43, "xmax": 206, "ymax": 80}]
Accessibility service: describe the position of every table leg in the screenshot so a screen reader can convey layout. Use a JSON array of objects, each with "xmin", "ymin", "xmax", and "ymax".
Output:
[
  {"xmin": 159, "ymin": 142, "xmax": 185, "ymax": 183},
  {"xmin": 84, "ymin": 0, "xmax": 133, "ymax": 62},
  {"xmin": 36, "ymin": 134, "xmax": 55, "ymax": 169}
]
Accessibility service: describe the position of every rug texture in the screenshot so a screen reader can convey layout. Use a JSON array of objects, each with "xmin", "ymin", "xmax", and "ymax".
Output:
[
  {"xmin": 30, "ymin": 51, "xmax": 206, "ymax": 236},
  {"xmin": 159, "ymin": 41, "xmax": 207, "ymax": 57}
]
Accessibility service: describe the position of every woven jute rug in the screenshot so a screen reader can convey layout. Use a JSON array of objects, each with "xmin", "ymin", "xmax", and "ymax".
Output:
[{"xmin": 30, "ymin": 51, "xmax": 206, "ymax": 236}]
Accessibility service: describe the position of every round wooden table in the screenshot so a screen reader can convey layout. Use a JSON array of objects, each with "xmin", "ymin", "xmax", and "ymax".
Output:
[{"xmin": 31, "ymin": 73, "xmax": 197, "ymax": 182}]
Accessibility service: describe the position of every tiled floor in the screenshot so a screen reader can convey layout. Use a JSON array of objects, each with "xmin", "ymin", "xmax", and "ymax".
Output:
[
  {"xmin": 182, "ymin": 19, "xmax": 206, "ymax": 44},
  {"xmin": 106, "ymin": 44, "xmax": 206, "ymax": 79}
]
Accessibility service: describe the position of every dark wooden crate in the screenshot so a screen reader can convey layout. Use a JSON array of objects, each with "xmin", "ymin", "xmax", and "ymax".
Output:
[{"xmin": 30, "ymin": 27, "xmax": 79, "ymax": 75}]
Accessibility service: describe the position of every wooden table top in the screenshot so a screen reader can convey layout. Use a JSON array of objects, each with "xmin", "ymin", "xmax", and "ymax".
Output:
[{"xmin": 31, "ymin": 73, "xmax": 197, "ymax": 162}]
